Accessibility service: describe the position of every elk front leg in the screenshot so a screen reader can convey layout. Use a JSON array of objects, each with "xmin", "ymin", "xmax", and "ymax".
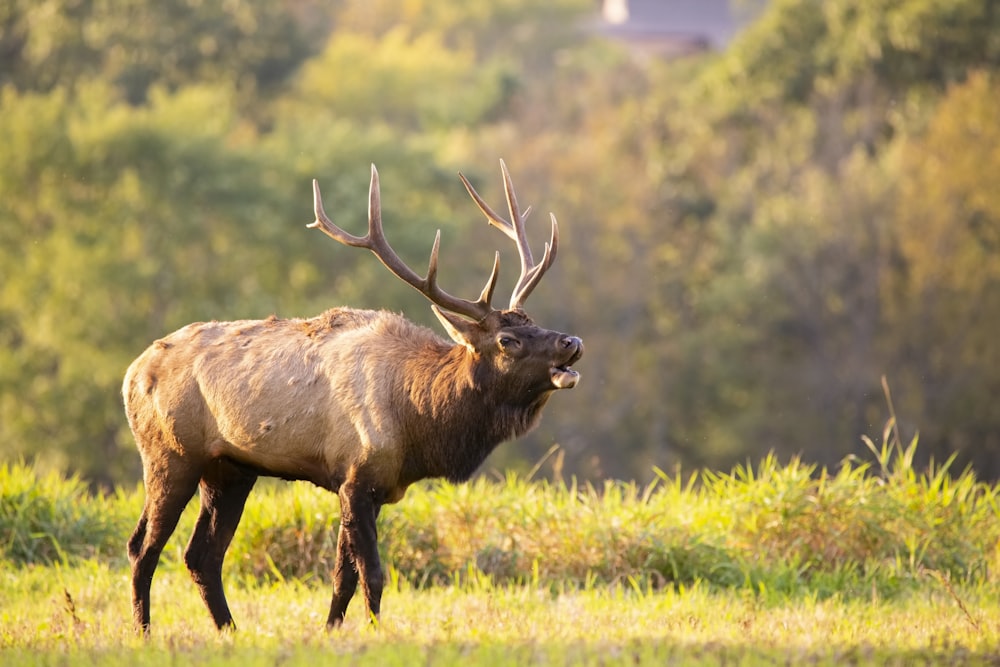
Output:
[{"xmin": 327, "ymin": 483, "xmax": 383, "ymax": 628}]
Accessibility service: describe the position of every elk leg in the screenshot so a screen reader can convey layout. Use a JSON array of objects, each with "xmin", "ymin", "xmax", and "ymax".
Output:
[
  {"xmin": 128, "ymin": 464, "xmax": 201, "ymax": 634},
  {"xmin": 326, "ymin": 520, "xmax": 359, "ymax": 628},
  {"xmin": 328, "ymin": 483, "xmax": 383, "ymax": 627},
  {"xmin": 184, "ymin": 458, "xmax": 257, "ymax": 631},
  {"xmin": 355, "ymin": 498, "xmax": 385, "ymax": 623}
]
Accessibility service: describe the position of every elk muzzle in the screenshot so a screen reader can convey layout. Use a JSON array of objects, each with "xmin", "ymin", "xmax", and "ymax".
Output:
[{"xmin": 550, "ymin": 335, "xmax": 583, "ymax": 389}]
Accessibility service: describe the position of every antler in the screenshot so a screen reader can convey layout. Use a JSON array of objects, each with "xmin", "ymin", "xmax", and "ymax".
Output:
[
  {"xmin": 459, "ymin": 159, "xmax": 559, "ymax": 311},
  {"xmin": 310, "ymin": 165, "xmax": 500, "ymax": 322}
]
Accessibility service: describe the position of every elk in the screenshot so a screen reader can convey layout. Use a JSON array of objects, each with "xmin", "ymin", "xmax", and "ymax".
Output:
[{"xmin": 123, "ymin": 161, "xmax": 583, "ymax": 633}]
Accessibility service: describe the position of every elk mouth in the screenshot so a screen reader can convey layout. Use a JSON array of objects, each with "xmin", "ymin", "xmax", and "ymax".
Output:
[{"xmin": 550, "ymin": 342, "xmax": 583, "ymax": 389}]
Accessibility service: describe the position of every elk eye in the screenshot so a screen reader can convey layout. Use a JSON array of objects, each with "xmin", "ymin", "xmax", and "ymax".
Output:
[{"xmin": 498, "ymin": 335, "xmax": 519, "ymax": 350}]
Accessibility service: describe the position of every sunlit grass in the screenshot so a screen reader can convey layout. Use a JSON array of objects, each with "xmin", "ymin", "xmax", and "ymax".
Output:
[
  {"xmin": 3, "ymin": 433, "xmax": 1000, "ymax": 663},
  {"xmin": 2, "ymin": 559, "xmax": 999, "ymax": 665},
  {"xmin": 222, "ymin": 434, "xmax": 1000, "ymax": 599}
]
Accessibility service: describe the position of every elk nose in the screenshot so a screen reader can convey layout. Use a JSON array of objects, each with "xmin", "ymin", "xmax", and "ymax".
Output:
[{"xmin": 559, "ymin": 336, "xmax": 583, "ymax": 354}]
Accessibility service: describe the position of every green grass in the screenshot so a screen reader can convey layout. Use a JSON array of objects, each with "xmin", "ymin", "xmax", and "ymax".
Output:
[
  {"xmin": 2, "ymin": 434, "xmax": 1000, "ymax": 664},
  {"xmin": 3, "ymin": 433, "xmax": 997, "ymax": 597},
  {"xmin": 2, "ymin": 561, "xmax": 999, "ymax": 665}
]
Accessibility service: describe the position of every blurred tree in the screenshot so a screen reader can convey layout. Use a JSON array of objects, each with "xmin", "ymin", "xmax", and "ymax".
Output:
[
  {"xmin": 0, "ymin": 84, "xmax": 298, "ymax": 485},
  {"xmin": 332, "ymin": 0, "xmax": 589, "ymax": 60},
  {"xmin": 4, "ymin": 0, "xmax": 1000, "ymax": 486},
  {"xmin": 889, "ymin": 71, "xmax": 1000, "ymax": 473},
  {"xmin": 0, "ymin": 0, "xmax": 321, "ymax": 105},
  {"xmin": 636, "ymin": 0, "xmax": 1000, "ymax": 473},
  {"xmin": 291, "ymin": 27, "xmax": 510, "ymax": 130}
]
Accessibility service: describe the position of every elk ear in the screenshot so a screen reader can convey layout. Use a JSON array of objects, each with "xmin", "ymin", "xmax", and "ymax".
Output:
[{"xmin": 431, "ymin": 305, "xmax": 480, "ymax": 349}]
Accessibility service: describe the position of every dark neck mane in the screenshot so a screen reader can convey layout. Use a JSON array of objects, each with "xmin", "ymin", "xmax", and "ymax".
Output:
[{"xmin": 400, "ymin": 343, "xmax": 550, "ymax": 484}]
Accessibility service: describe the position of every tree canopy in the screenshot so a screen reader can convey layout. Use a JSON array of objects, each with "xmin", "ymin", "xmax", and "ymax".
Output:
[{"xmin": 2, "ymin": 0, "xmax": 999, "ymax": 485}]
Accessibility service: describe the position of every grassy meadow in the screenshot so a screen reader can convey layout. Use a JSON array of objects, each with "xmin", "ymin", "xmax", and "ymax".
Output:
[{"xmin": 3, "ymin": 437, "xmax": 1000, "ymax": 664}]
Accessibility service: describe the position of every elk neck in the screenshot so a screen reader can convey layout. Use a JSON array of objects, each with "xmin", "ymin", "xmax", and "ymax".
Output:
[{"xmin": 398, "ymin": 337, "xmax": 552, "ymax": 484}]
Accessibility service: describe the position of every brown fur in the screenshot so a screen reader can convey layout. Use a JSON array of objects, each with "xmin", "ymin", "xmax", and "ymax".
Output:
[{"xmin": 124, "ymin": 306, "xmax": 582, "ymax": 633}]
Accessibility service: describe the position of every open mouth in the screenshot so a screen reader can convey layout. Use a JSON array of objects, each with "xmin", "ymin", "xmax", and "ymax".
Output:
[
  {"xmin": 550, "ymin": 344, "xmax": 583, "ymax": 389},
  {"xmin": 550, "ymin": 365, "xmax": 580, "ymax": 389}
]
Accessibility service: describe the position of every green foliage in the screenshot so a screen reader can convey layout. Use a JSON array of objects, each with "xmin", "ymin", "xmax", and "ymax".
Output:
[
  {"xmin": 706, "ymin": 0, "xmax": 1000, "ymax": 118},
  {"xmin": 619, "ymin": 0, "xmax": 1000, "ymax": 475},
  {"xmin": 0, "ymin": 461, "xmax": 134, "ymax": 565},
  {"xmin": 333, "ymin": 0, "xmax": 591, "ymax": 62},
  {"xmin": 0, "ymin": 83, "xmax": 301, "ymax": 483},
  {"xmin": 292, "ymin": 27, "xmax": 511, "ymax": 129},
  {"xmin": 887, "ymin": 71, "xmax": 1000, "ymax": 470},
  {"xmin": 0, "ymin": 0, "xmax": 318, "ymax": 104},
  {"xmin": 4, "ymin": 450, "xmax": 998, "ymax": 601},
  {"xmin": 2, "ymin": 0, "xmax": 1000, "ymax": 484}
]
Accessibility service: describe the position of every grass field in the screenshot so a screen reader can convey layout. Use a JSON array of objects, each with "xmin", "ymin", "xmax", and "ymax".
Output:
[
  {"xmin": 3, "ymin": 436, "xmax": 1000, "ymax": 664},
  {"xmin": 3, "ymin": 561, "xmax": 998, "ymax": 665}
]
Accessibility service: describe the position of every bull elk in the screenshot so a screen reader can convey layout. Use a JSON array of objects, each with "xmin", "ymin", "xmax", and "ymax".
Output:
[{"xmin": 123, "ymin": 161, "xmax": 583, "ymax": 633}]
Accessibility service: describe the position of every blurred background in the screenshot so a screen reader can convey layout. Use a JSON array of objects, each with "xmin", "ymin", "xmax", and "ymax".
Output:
[{"xmin": 2, "ymin": 0, "xmax": 999, "ymax": 488}]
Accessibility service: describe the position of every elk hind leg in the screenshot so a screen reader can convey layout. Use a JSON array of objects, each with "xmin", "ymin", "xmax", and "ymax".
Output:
[
  {"xmin": 329, "ymin": 483, "xmax": 383, "ymax": 627},
  {"xmin": 327, "ymin": 520, "xmax": 360, "ymax": 628},
  {"xmin": 128, "ymin": 459, "xmax": 201, "ymax": 634},
  {"xmin": 184, "ymin": 458, "xmax": 257, "ymax": 631}
]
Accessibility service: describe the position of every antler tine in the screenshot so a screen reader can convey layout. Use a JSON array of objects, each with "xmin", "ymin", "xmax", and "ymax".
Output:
[
  {"xmin": 499, "ymin": 159, "xmax": 534, "ymax": 275},
  {"xmin": 310, "ymin": 165, "xmax": 499, "ymax": 322},
  {"xmin": 457, "ymin": 172, "xmax": 533, "ymax": 241},
  {"xmin": 310, "ymin": 179, "xmax": 367, "ymax": 247},
  {"xmin": 510, "ymin": 213, "xmax": 559, "ymax": 310},
  {"xmin": 459, "ymin": 160, "xmax": 558, "ymax": 312}
]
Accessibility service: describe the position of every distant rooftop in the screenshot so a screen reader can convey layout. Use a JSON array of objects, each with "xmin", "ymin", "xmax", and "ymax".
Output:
[{"xmin": 596, "ymin": 0, "xmax": 763, "ymax": 58}]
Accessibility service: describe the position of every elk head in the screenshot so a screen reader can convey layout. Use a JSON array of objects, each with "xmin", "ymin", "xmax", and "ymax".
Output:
[{"xmin": 309, "ymin": 160, "xmax": 583, "ymax": 395}]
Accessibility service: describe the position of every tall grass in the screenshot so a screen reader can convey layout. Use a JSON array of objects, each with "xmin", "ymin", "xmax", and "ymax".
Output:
[
  {"xmin": 3, "ymin": 434, "xmax": 998, "ymax": 600},
  {"xmin": 0, "ymin": 462, "xmax": 135, "ymax": 565}
]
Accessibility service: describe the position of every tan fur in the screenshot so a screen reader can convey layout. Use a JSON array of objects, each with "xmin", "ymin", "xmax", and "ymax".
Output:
[{"xmin": 127, "ymin": 308, "xmax": 444, "ymax": 496}]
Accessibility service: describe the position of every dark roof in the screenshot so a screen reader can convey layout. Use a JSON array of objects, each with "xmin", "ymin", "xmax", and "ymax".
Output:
[{"xmin": 598, "ymin": 0, "xmax": 762, "ymax": 55}]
